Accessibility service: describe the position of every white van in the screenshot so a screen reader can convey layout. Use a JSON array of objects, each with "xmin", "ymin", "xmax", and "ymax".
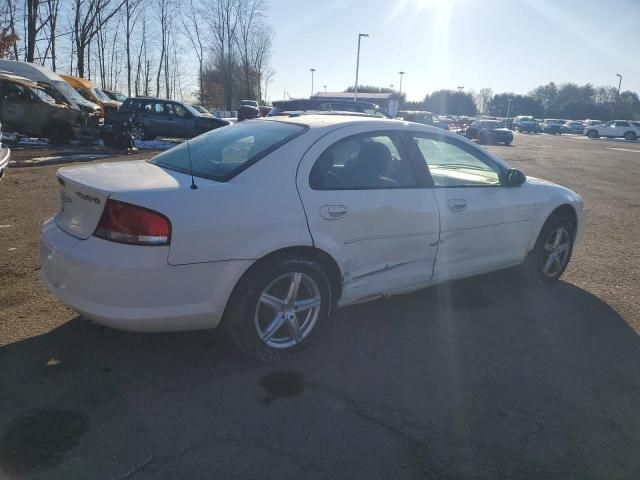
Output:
[{"xmin": 0, "ymin": 60, "xmax": 101, "ymax": 115}]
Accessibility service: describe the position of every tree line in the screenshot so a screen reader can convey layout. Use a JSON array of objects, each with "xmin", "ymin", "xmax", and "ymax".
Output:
[
  {"xmin": 0, "ymin": 0, "xmax": 274, "ymax": 110},
  {"xmin": 404, "ymin": 82, "xmax": 640, "ymax": 120}
]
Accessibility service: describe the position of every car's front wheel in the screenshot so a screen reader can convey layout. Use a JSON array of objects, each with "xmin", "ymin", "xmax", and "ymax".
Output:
[
  {"xmin": 525, "ymin": 215, "xmax": 574, "ymax": 284},
  {"xmin": 587, "ymin": 130, "xmax": 599, "ymax": 139},
  {"xmin": 225, "ymin": 256, "xmax": 332, "ymax": 362}
]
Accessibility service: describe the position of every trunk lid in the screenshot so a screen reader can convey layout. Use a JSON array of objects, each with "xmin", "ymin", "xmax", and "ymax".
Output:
[{"xmin": 55, "ymin": 160, "xmax": 185, "ymax": 239}]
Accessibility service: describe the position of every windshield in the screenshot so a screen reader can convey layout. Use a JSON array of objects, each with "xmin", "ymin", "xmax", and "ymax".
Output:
[
  {"xmin": 50, "ymin": 79, "xmax": 96, "ymax": 106},
  {"xmin": 94, "ymin": 88, "xmax": 112, "ymax": 103},
  {"xmin": 150, "ymin": 120, "xmax": 306, "ymax": 181}
]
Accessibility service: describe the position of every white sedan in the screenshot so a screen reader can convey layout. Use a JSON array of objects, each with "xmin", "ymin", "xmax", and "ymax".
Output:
[{"xmin": 40, "ymin": 114, "xmax": 585, "ymax": 361}]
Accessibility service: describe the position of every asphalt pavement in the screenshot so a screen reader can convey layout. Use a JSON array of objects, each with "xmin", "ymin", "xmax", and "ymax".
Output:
[{"xmin": 1, "ymin": 133, "xmax": 639, "ymax": 479}]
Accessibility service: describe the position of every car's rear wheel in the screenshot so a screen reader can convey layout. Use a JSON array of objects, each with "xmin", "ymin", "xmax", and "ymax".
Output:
[
  {"xmin": 587, "ymin": 130, "xmax": 599, "ymax": 139},
  {"xmin": 131, "ymin": 123, "xmax": 154, "ymax": 141},
  {"xmin": 225, "ymin": 256, "xmax": 332, "ymax": 362},
  {"xmin": 624, "ymin": 131, "xmax": 637, "ymax": 141},
  {"xmin": 525, "ymin": 215, "xmax": 574, "ymax": 284}
]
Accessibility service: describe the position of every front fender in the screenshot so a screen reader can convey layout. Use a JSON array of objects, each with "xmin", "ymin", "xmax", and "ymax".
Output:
[{"xmin": 525, "ymin": 177, "xmax": 585, "ymax": 249}]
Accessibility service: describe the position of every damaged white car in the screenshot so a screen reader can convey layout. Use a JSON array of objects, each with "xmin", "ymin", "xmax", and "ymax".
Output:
[{"xmin": 40, "ymin": 114, "xmax": 585, "ymax": 361}]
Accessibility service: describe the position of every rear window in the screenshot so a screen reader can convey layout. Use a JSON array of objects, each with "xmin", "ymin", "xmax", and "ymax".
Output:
[{"xmin": 150, "ymin": 120, "xmax": 307, "ymax": 181}]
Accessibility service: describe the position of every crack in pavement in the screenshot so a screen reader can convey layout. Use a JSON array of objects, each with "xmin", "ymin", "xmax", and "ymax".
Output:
[{"xmin": 347, "ymin": 399, "xmax": 453, "ymax": 480}]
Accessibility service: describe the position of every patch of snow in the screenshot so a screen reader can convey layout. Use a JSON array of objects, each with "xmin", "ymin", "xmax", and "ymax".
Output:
[{"xmin": 134, "ymin": 138, "xmax": 183, "ymax": 150}]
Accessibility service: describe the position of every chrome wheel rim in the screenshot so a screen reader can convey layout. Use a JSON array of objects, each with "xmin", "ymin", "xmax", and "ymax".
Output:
[
  {"xmin": 254, "ymin": 272, "xmax": 322, "ymax": 349},
  {"xmin": 131, "ymin": 125, "xmax": 144, "ymax": 140},
  {"xmin": 541, "ymin": 226, "xmax": 571, "ymax": 277}
]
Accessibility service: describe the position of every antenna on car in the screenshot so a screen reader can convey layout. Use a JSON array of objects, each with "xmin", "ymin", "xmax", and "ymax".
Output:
[{"xmin": 186, "ymin": 139, "xmax": 198, "ymax": 190}]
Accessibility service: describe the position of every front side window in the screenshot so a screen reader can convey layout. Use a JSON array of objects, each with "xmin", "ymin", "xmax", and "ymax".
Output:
[
  {"xmin": 413, "ymin": 136, "xmax": 502, "ymax": 187},
  {"xmin": 310, "ymin": 133, "xmax": 416, "ymax": 190},
  {"xmin": 150, "ymin": 120, "xmax": 306, "ymax": 181}
]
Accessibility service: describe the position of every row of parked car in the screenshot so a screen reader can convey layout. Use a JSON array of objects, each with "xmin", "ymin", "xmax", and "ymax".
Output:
[
  {"xmin": 511, "ymin": 116, "xmax": 640, "ymax": 140},
  {"xmin": 0, "ymin": 59, "xmax": 237, "ymax": 146}
]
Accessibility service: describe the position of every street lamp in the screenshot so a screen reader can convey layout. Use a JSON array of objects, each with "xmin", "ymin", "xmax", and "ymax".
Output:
[
  {"xmin": 354, "ymin": 33, "xmax": 369, "ymax": 100},
  {"xmin": 616, "ymin": 73, "xmax": 622, "ymax": 96},
  {"xmin": 398, "ymin": 71, "xmax": 405, "ymax": 96},
  {"xmin": 309, "ymin": 68, "xmax": 316, "ymax": 97},
  {"xmin": 323, "ymin": 84, "xmax": 327, "ymax": 92}
]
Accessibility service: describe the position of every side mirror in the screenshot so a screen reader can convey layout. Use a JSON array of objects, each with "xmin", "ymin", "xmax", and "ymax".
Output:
[{"xmin": 504, "ymin": 168, "xmax": 526, "ymax": 187}]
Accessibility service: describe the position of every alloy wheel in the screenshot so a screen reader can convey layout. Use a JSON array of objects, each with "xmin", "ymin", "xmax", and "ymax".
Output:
[
  {"xmin": 541, "ymin": 226, "xmax": 571, "ymax": 278},
  {"xmin": 254, "ymin": 272, "xmax": 322, "ymax": 349}
]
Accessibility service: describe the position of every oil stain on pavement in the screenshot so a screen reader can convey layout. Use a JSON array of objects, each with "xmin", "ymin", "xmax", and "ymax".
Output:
[
  {"xmin": 259, "ymin": 370, "xmax": 305, "ymax": 405},
  {"xmin": 0, "ymin": 409, "xmax": 89, "ymax": 475}
]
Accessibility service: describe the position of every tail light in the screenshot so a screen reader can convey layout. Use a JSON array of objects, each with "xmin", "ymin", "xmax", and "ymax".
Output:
[{"xmin": 94, "ymin": 199, "xmax": 171, "ymax": 246}]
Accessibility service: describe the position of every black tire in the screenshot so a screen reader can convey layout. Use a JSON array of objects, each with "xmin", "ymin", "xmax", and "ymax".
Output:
[
  {"xmin": 477, "ymin": 132, "xmax": 485, "ymax": 145},
  {"xmin": 587, "ymin": 130, "xmax": 599, "ymax": 139},
  {"xmin": 48, "ymin": 124, "xmax": 72, "ymax": 145},
  {"xmin": 525, "ymin": 215, "xmax": 575, "ymax": 285},
  {"xmin": 504, "ymin": 139, "xmax": 512, "ymax": 146},
  {"xmin": 624, "ymin": 131, "xmax": 637, "ymax": 141},
  {"xmin": 224, "ymin": 256, "xmax": 332, "ymax": 362}
]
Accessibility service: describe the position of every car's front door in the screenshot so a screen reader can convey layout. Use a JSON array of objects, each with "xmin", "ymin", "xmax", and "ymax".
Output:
[
  {"xmin": 409, "ymin": 133, "xmax": 535, "ymax": 281},
  {"xmin": 297, "ymin": 127, "xmax": 440, "ymax": 303}
]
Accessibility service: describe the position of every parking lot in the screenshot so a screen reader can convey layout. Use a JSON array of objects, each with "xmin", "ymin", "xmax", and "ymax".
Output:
[{"xmin": 1, "ymin": 132, "xmax": 640, "ymax": 479}]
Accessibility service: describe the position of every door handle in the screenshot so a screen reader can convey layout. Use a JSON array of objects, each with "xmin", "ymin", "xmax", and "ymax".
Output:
[
  {"xmin": 320, "ymin": 205, "xmax": 348, "ymax": 220},
  {"xmin": 447, "ymin": 199, "xmax": 467, "ymax": 212}
]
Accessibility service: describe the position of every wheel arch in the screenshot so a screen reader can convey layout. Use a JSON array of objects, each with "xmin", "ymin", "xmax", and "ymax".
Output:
[{"xmin": 224, "ymin": 245, "xmax": 343, "ymax": 318}]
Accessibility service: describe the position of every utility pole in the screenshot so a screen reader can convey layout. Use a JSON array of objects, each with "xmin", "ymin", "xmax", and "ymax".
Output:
[
  {"xmin": 506, "ymin": 98, "xmax": 513, "ymax": 119},
  {"xmin": 323, "ymin": 84, "xmax": 327, "ymax": 92},
  {"xmin": 354, "ymin": 33, "xmax": 369, "ymax": 100},
  {"xmin": 457, "ymin": 86, "xmax": 464, "ymax": 116},
  {"xmin": 398, "ymin": 71, "xmax": 405, "ymax": 95}
]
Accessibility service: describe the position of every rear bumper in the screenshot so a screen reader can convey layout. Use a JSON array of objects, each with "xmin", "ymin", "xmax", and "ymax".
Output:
[
  {"xmin": 0, "ymin": 147, "xmax": 9, "ymax": 177},
  {"xmin": 39, "ymin": 218, "xmax": 252, "ymax": 332}
]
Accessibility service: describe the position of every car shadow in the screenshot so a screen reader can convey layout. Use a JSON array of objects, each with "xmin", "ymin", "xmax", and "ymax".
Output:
[{"xmin": 1, "ymin": 270, "xmax": 639, "ymax": 479}]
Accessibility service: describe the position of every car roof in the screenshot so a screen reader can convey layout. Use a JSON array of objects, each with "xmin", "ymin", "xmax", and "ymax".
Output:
[{"xmin": 259, "ymin": 114, "xmax": 467, "ymax": 139}]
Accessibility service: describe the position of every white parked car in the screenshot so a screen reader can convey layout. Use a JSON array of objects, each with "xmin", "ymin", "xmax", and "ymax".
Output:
[
  {"xmin": 584, "ymin": 120, "xmax": 640, "ymax": 141},
  {"xmin": 0, "ymin": 121, "xmax": 9, "ymax": 181},
  {"xmin": 40, "ymin": 115, "xmax": 585, "ymax": 361}
]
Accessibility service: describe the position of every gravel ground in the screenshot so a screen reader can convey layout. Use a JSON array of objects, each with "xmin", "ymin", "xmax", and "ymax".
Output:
[{"xmin": 1, "ymin": 133, "xmax": 639, "ymax": 479}]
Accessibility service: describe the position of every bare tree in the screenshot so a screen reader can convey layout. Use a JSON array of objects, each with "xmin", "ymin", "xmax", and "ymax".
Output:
[
  {"xmin": 123, "ymin": 0, "xmax": 143, "ymax": 96},
  {"xmin": 73, "ymin": 0, "xmax": 126, "ymax": 77},
  {"xmin": 154, "ymin": 0, "xmax": 172, "ymax": 97},
  {"xmin": 236, "ymin": 0, "xmax": 264, "ymax": 99},
  {"xmin": 476, "ymin": 87, "xmax": 493, "ymax": 114},
  {"xmin": 208, "ymin": 0, "xmax": 241, "ymax": 110},
  {"xmin": 251, "ymin": 24, "xmax": 272, "ymax": 102},
  {"xmin": 180, "ymin": 0, "xmax": 205, "ymax": 102},
  {"xmin": 25, "ymin": 0, "xmax": 50, "ymax": 62},
  {"xmin": 41, "ymin": 0, "xmax": 60, "ymax": 70}
]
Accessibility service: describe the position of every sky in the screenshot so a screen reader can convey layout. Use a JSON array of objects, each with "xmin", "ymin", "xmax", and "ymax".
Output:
[{"xmin": 264, "ymin": 0, "xmax": 640, "ymax": 102}]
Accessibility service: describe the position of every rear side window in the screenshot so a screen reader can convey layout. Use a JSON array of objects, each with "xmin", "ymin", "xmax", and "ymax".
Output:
[
  {"xmin": 310, "ymin": 133, "xmax": 416, "ymax": 190},
  {"xmin": 150, "ymin": 120, "xmax": 306, "ymax": 181}
]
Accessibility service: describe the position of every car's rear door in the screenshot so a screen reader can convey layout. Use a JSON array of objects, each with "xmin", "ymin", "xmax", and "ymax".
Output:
[
  {"xmin": 408, "ymin": 132, "xmax": 535, "ymax": 280},
  {"xmin": 296, "ymin": 125, "xmax": 440, "ymax": 303}
]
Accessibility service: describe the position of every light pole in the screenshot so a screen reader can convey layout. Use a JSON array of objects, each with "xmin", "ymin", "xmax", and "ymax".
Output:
[
  {"xmin": 398, "ymin": 71, "xmax": 405, "ymax": 96},
  {"xmin": 309, "ymin": 68, "xmax": 316, "ymax": 97},
  {"xmin": 323, "ymin": 84, "xmax": 327, "ymax": 92},
  {"xmin": 354, "ymin": 33, "xmax": 369, "ymax": 100},
  {"xmin": 456, "ymin": 86, "xmax": 464, "ymax": 116},
  {"xmin": 616, "ymin": 73, "xmax": 622, "ymax": 96},
  {"xmin": 506, "ymin": 98, "xmax": 513, "ymax": 119}
]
